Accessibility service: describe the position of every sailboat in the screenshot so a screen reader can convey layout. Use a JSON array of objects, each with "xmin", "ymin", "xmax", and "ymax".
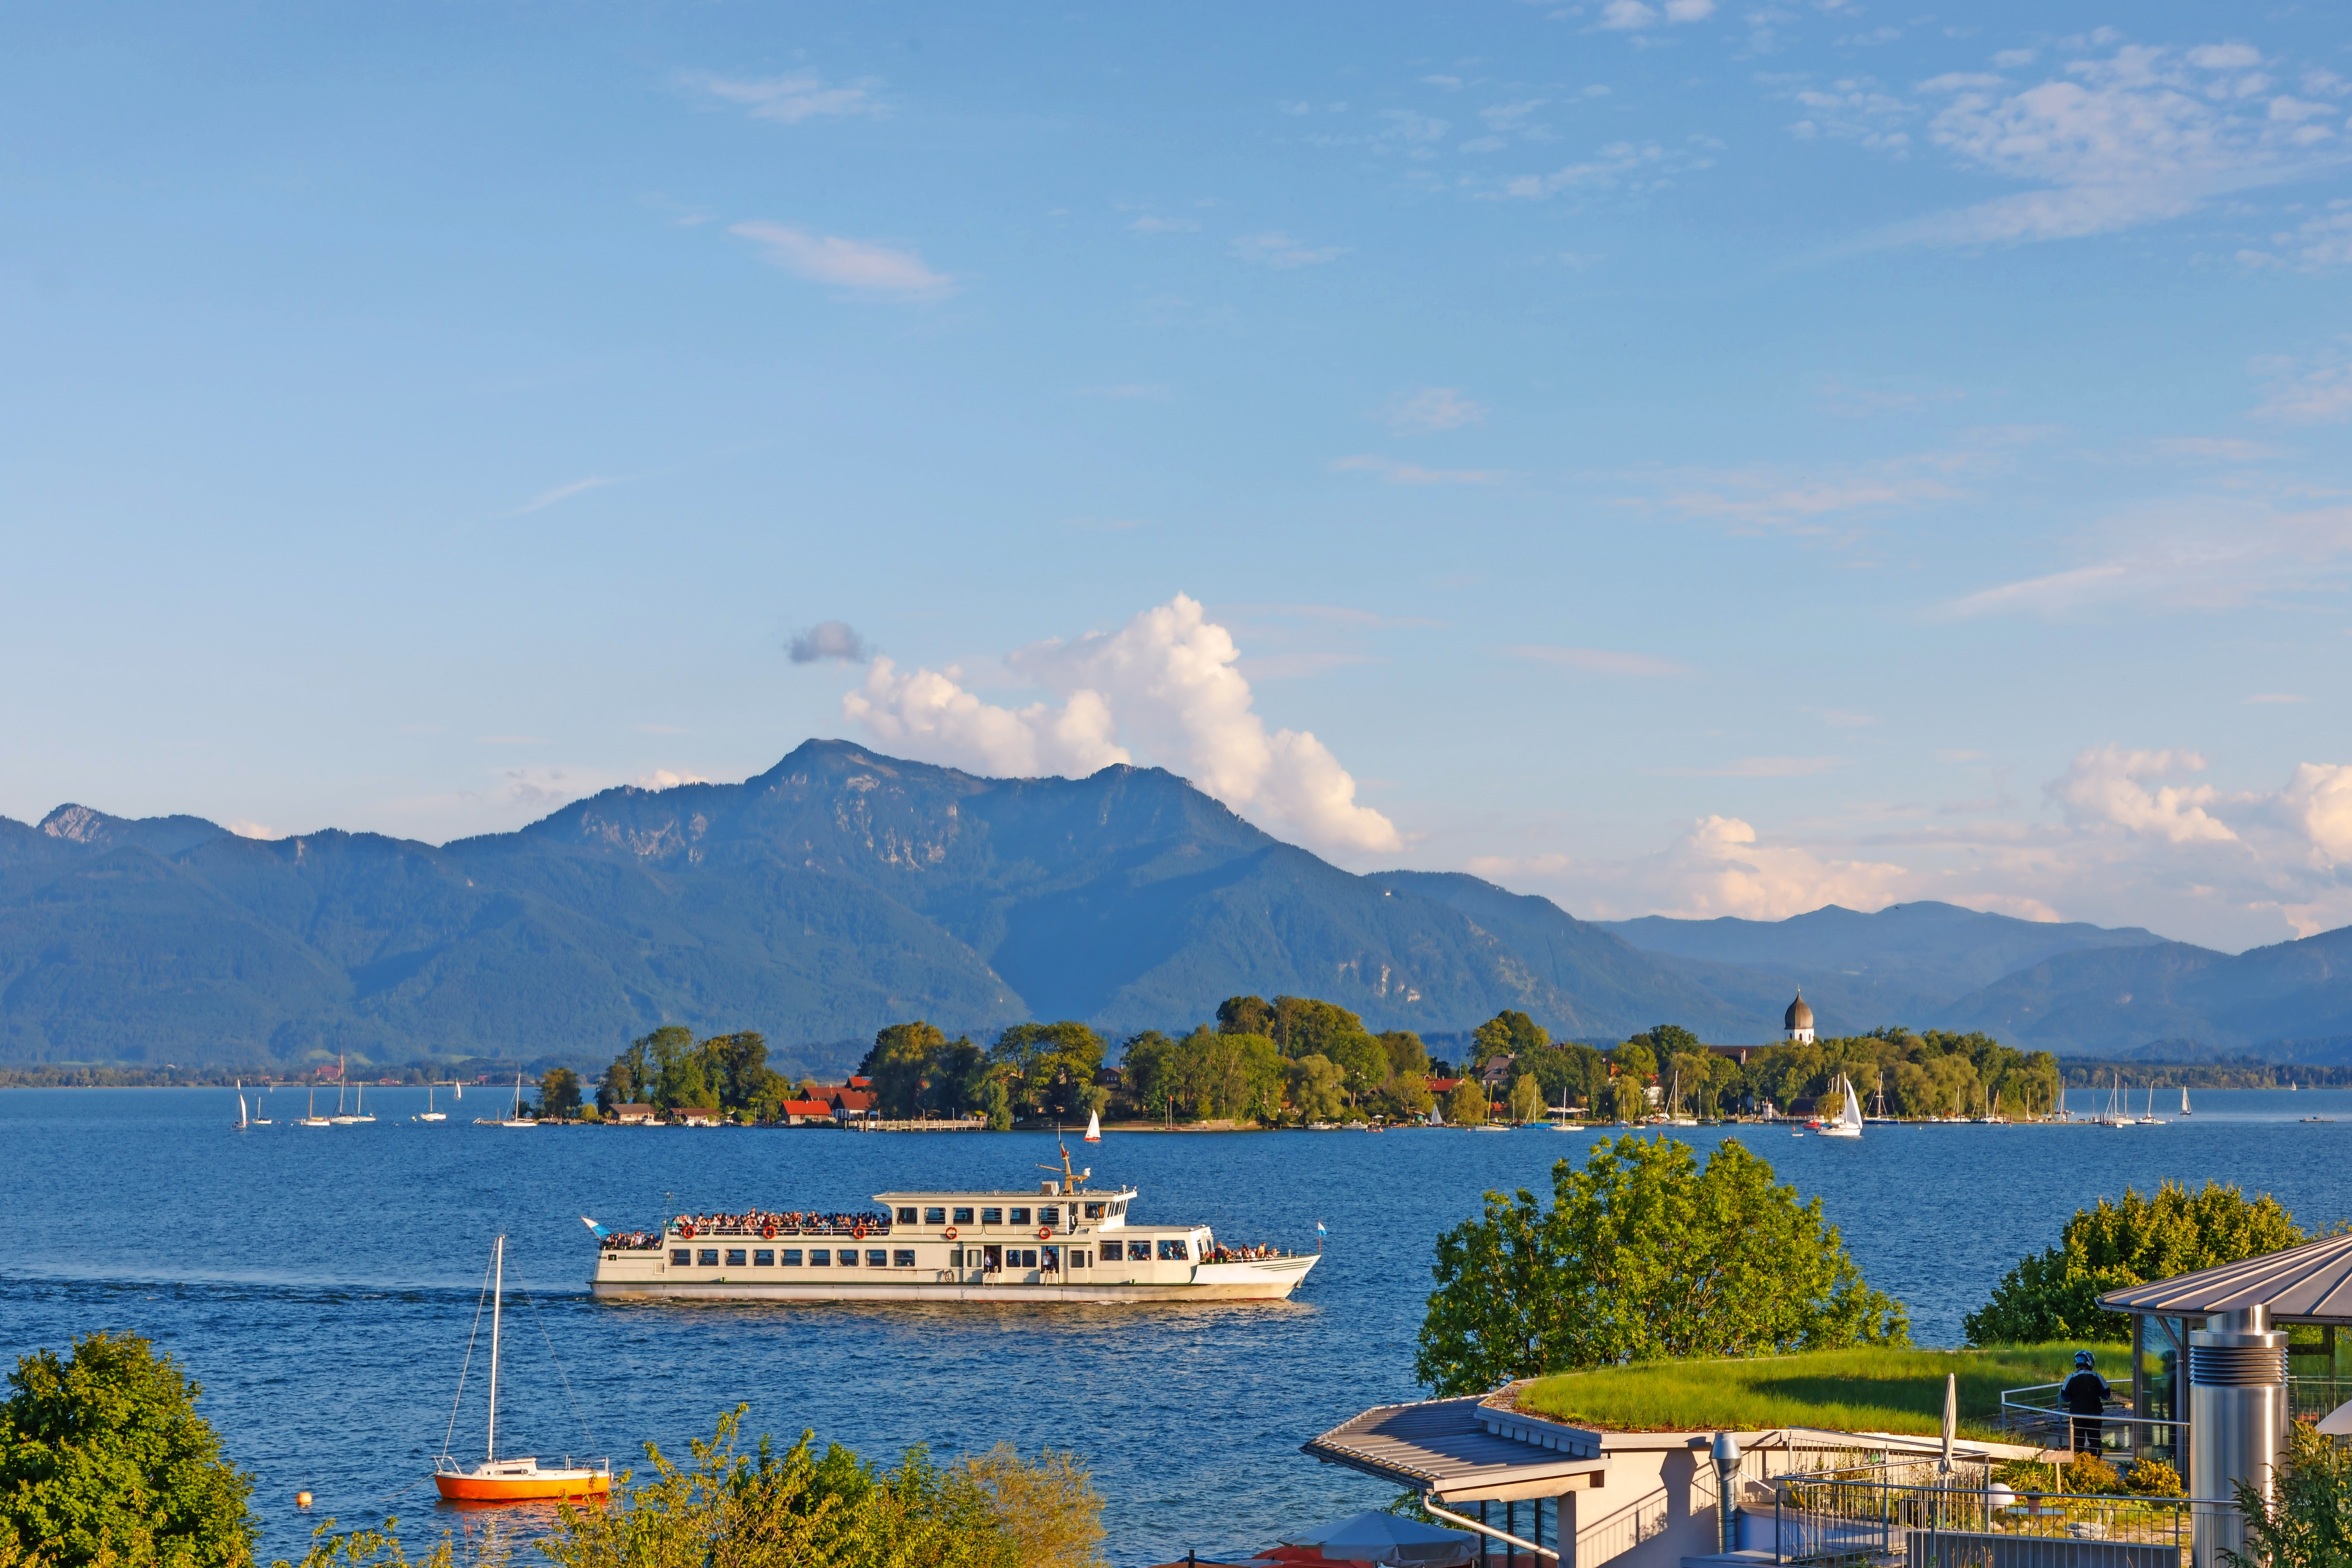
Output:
[
  {"xmin": 234, "ymin": 1081, "xmax": 251, "ymax": 1131},
  {"xmin": 250, "ymin": 1081, "xmax": 271, "ymax": 1125},
  {"xmin": 2137, "ymin": 1083, "xmax": 2166, "ymax": 1125},
  {"xmin": 500, "ymin": 1072, "xmax": 537, "ymax": 1128},
  {"xmin": 1083, "ymin": 1109, "xmax": 1102, "ymax": 1143},
  {"xmin": 417, "ymin": 1083, "xmax": 447, "ymax": 1123},
  {"xmin": 348, "ymin": 1082, "xmax": 375, "ymax": 1124},
  {"xmin": 1816, "ymin": 1074, "xmax": 1864, "ymax": 1139},
  {"xmin": 330, "ymin": 1069, "xmax": 356, "ymax": 1125},
  {"xmin": 432, "ymin": 1237, "xmax": 610, "ymax": 1501},
  {"xmin": 299, "ymin": 1087, "xmax": 332, "ymax": 1128},
  {"xmin": 2101, "ymin": 1072, "xmax": 2133, "ymax": 1128},
  {"xmin": 2182, "ymin": 1085, "xmax": 2192, "ymax": 1117},
  {"xmin": 1867, "ymin": 1073, "xmax": 1895, "ymax": 1124},
  {"xmin": 1662, "ymin": 1070, "xmax": 1697, "ymax": 1127}
]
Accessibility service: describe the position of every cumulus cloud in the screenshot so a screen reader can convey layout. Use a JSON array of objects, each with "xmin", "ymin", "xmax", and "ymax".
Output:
[
  {"xmin": 789, "ymin": 621, "xmax": 874, "ymax": 664},
  {"xmin": 1889, "ymin": 42, "xmax": 2345, "ymax": 246},
  {"xmin": 1463, "ymin": 744, "xmax": 2352, "ymax": 945},
  {"xmin": 683, "ymin": 69, "xmax": 887, "ymax": 124},
  {"xmin": 839, "ymin": 594, "xmax": 1402, "ymax": 857},
  {"xmin": 730, "ymin": 223, "xmax": 955, "ymax": 298},
  {"xmin": 227, "ymin": 821, "xmax": 278, "ymax": 840}
]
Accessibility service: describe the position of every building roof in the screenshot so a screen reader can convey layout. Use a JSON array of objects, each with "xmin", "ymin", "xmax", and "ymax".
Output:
[
  {"xmin": 1785, "ymin": 992, "xmax": 1813, "ymax": 1030},
  {"xmin": 612, "ymin": 1103, "xmax": 654, "ymax": 1114},
  {"xmin": 1301, "ymin": 1394, "xmax": 1607, "ymax": 1504},
  {"xmin": 781, "ymin": 1099, "xmax": 833, "ymax": 1116},
  {"xmin": 831, "ymin": 1089, "xmax": 877, "ymax": 1112},
  {"xmin": 2098, "ymin": 1232, "xmax": 2352, "ymax": 1324}
]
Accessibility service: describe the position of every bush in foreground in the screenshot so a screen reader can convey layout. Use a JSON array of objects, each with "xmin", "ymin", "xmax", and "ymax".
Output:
[{"xmin": 0, "ymin": 1333, "xmax": 255, "ymax": 1568}]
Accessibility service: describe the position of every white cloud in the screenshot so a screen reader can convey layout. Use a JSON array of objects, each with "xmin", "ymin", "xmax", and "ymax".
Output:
[
  {"xmin": 1385, "ymin": 386, "xmax": 1488, "ymax": 433},
  {"xmin": 1474, "ymin": 816, "xmax": 1910, "ymax": 922},
  {"xmin": 684, "ymin": 70, "xmax": 887, "ymax": 124},
  {"xmin": 2047, "ymin": 745, "xmax": 2236, "ymax": 843},
  {"xmin": 1599, "ymin": 0, "xmax": 1714, "ymax": 29},
  {"xmin": 789, "ymin": 621, "xmax": 873, "ymax": 664},
  {"xmin": 1230, "ymin": 231, "xmax": 1349, "ymax": 268},
  {"xmin": 1498, "ymin": 139, "xmax": 1713, "ymax": 199},
  {"xmin": 1942, "ymin": 496, "xmax": 2352, "ymax": 617},
  {"xmin": 1504, "ymin": 645, "xmax": 1686, "ymax": 675},
  {"xmin": 1786, "ymin": 79, "xmax": 1915, "ymax": 152},
  {"xmin": 1887, "ymin": 42, "xmax": 2344, "ymax": 246},
  {"xmin": 2252, "ymin": 347, "xmax": 2352, "ymax": 423},
  {"xmin": 729, "ymin": 222, "xmax": 955, "ymax": 298},
  {"xmin": 1128, "ymin": 214, "xmax": 1200, "ymax": 234},
  {"xmin": 1331, "ymin": 454, "xmax": 1503, "ymax": 486},
  {"xmin": 840, "ymin": 594, "xmax": 1402, "ymax": 858},
  {"xmin": 227, "ymin": 821, "xmax": 278, "ymax": 840},
  {"xmin": 2278, "ymin": 763, "xmax": 2352, "ymax": 862},
  {"xmin": 636, "ymin": 768, "xmax": 709, "ymax": 790}
]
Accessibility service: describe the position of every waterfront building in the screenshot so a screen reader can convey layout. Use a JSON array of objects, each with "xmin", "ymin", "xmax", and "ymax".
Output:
[{"xmin": 610, "ymin": 1103, "xmax": 657, "ymax": 1125}]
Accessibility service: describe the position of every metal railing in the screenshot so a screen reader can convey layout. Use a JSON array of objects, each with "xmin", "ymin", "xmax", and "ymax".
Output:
[
  {"xmin": 1999, "ymin": 1384, "xmax": 2187, "ymax": 1464},
  {"xmin": 2288, "ymin": 1372, "xmax": 2351, "ymax": 1422},
  {"xmin": 1770, "ymin": 1462, "xmax": 2227, "ymax": 1568}
]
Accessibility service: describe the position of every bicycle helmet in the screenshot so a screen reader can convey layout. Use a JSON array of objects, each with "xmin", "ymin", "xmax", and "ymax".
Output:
[{"xmin": 2074, "ymin": 1350, "xmax": 2096, "ymax": 1369}]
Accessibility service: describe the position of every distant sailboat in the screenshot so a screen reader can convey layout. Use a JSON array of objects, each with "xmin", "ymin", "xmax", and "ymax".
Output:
[
  {"xmin": 2182, "ymin": 1085, "xmax": 2192, "ymax": 1117},
  {"xmin": 349, "ymin": 1082, "xmax": 375, "ymax": 1124},
  {"xmin": 2101, "ymin": 1071, "xmax": 2134, "ymax": 1128},
  {"xmin": 250, "ymin": 1082, "xmax": 271, "ymax": 1125},
  {"xmin": 500, "ymin": 1072, "xmax": 537, "ymax": 1128},
  {"xmin": 234, "ymin": 1081, "xmax": 250, "ymax": 1131},
  {"xmin": 1083, "ymin": 1109, "xmax": 1102, "ymax": 1143},
  {"xmin": 1817, "ymin": 1074, "xmax": 1864, "ymax": 1139},
  {"xmin": 418, "ymin": 1083, "xmax": 447, "ymax": 1123},
  {"xmin": 299, "ymin": 1087, "xmax": 332, "ymax": 1128},
  {"xmin": 2137, "ymin": 1084, "xmax": 2166, "ymax": 1126}
]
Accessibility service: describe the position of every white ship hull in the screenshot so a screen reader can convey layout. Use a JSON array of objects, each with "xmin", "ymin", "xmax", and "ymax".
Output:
[{"xmin": 588, "ymin": 1256, "xmax": 1317, "ymax": 1304}]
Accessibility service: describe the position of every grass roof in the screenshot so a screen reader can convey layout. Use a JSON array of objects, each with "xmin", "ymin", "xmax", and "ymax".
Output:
[{"xmin": 1510, "ymin": 1344, "xmax": 2126, "ymax": 1437}]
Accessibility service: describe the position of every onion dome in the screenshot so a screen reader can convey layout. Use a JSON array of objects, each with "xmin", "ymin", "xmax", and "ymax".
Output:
[{"xmin": 1784, "ymin": 992, "xmax": 1814, "ymax": 1032}]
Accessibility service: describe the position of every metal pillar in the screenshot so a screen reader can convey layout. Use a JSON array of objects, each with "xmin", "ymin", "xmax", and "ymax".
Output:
[
  {"xmin": 1507, "ymin": 1502, "xmax": 1517, "ymax": 1567},
  {"xmin": 1714, "ymin": 1433, "xmax": 1742, "ymax": 1553},
  {"xmin": 1481, "ymin": 1500, "xmax": 1491, "ymax": 1566},
  {"xmin": 2189, "ymin": 1306, "xmax": 2288, "ymax": 1568}
]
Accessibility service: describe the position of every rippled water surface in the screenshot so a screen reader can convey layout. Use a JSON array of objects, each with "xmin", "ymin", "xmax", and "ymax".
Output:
[{"xmin": 6, "ymin": 1086, "xmax": 2351, "ymax": 1565}]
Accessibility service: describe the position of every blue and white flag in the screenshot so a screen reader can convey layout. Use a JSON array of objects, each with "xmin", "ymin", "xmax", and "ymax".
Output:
[
  {"xmin": 1316, "ymin": 1220, "xmax": 1327, "ymax": 1236},
  {"xmin": 581, "ymin": 1215, "xmax": 611, "ymax": 1238}
]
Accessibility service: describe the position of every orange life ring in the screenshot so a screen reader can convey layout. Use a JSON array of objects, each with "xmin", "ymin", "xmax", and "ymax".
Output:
[
  {"xmin": 679, "ymin": 1224, "xmax": 695, "ymax": 1240},
  {"xmin": 852, "ymin": 1224, "xmax": 868, "ymax": 1240},
  {"xmin": 1038, "ymin": 1225, "xmax": 1053, "ymax": 1240},
  {"xmin": 942, "ymin": 1225, "xmax": 958, "ymax": 1241},
  {"xmin": 761, "ymin": 1224, "xmax": 776, "ymax": 1240}
]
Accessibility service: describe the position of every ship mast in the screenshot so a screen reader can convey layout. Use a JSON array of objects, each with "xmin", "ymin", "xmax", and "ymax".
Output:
[{"xmin": 485, "ymin": 1235, "xmax": 504, "ymax": 1462}]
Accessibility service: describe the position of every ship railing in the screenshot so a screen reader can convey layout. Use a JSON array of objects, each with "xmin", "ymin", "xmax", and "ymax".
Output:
[{"xmin": 666, "ymin": 1222, "xmax": 893, "ymax": 1239}]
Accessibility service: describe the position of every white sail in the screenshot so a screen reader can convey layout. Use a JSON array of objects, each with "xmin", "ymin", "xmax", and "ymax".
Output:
[
  {"xmin": 1083, "ymin": 1110, "xmax": 1102, "ymax": 1143},
  {"xmin": 1843, "ymin": 1076, "xmax": 1864, "ymax": 1128}
]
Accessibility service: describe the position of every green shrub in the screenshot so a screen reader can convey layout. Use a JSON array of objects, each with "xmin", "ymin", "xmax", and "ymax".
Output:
[
  {"xmin": 2126, "ymin": 1459, "xmax": 2183, "ymax": 1497},
  {"xmin": 2063, "ymin": 1454, "xmax": 2119, "ymax": 1494},
  {"xmin": 2223, "ymin": 1420, "xmax": 2352, "ymax": 1568}
]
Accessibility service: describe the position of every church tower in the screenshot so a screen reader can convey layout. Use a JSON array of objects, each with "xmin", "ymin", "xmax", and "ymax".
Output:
[{"xmin": 1784, "ymin": 991, "xmax": 1815, "ymax": 1045}]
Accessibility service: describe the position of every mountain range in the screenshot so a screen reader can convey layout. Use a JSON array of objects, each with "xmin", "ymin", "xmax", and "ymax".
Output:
[{"xmin": 3, "ymin": 739, "xmax": 2348, "ymax": 1068}]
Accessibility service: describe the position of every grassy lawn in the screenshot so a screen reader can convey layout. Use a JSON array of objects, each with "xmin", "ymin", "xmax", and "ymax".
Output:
[{"xmin": 1511, "ymin": 1344, "xmax": 2128, "ymax": 1436}]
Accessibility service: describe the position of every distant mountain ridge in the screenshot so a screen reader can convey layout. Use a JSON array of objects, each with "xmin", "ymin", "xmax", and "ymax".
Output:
[
  {"xmin": 3, "ymin": 739, "xmax": 2347, "ymax": 1067},
  {"xmin": 0, "ymin": 741, "xmax": 1796, "ymax": 1067}
]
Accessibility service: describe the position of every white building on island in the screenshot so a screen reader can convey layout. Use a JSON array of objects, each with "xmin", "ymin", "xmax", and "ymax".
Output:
[{"xmin": 1783, "ymin": 991, "xmax": 1814, "ymax": 1045}]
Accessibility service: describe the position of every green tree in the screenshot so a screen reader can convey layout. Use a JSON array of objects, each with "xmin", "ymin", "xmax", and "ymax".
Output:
[
  {"xmin": 1380, "ymin": 1030, "xmax": 1430, "ymax": 1083},
  {"xmin": 601, "ymin": 1028, "xmax": 676, "ymax": 1114},
  {"xmin": 1287, "ymin": 1055, "xmax": 1347, "ymax": 1121},
  {"xmin": 1267, "ymin": 996, "xmax": 1369, "ymax": 1060},
  {"xmin": 1415, "ymin": 1136, "xmax": 1908, "ymax": 1395},
  {"xmin": 1216, "ymin": 995, "xmax": 1274, "ymax": 1036},
  {"xmin": 1611, "ymin": 1038, "xmax": 1658, "ymax": 1083},
  {"xmin": 1510, "ymin": 1075, "xmax": 1546, "ymax": 1125},
  {"xmin": 1446, "ymin": 1080, "xmax": 1488, "ymax": 1127},
  {"xmin": 0, "ymin": 1333, "xmax": 255, "ymax": 1568},
  {"xmin": 1120, "ymin": 1031, "xmax": 1180, "ymax": 1121},
  {"xmin": 1609, "ymin": 1075, "xmax": 1648, "ymax": 1124},
  {"xmin": 993, "ymin": 1023, "xmax": 1105, "ymax": 1119},
  {"xmin": 704, "ymin": 1032, "xmax": 771, "ymax": 1113},
  {"xmin": 658, "ymin": 1049, "xmax": 711, "ymax": 1115},
  {"xmin": 537, "ymin": 1067, "xmax": 583, "ymax": 1121},
  {"xmin": 1964, "ymin": 1181, "xmax": 2307, "ymax": 1344},
  {"xmin": 864, "ymin": 1022, "xmax": 948, "ymax": 1118},
  {"xmin": 982, "ymin": 1077, "xmax": 1013, "ymax": 1132}
]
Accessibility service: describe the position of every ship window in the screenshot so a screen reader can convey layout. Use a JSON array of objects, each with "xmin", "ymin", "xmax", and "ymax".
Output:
[
  {"xmin": 896, "ymin": 1207, "xmax": 917, "ymax": 1224},
  {"xmin": 699, "ymin": 1249, "xmax": 720, "ymax": 1267},
  {"xmin": 753, "ymin": 1250, "xmax": 774, "ymax": 1266},
  {"xmin": 1128, "ymin": 1241, "xmax": 1151, "ymax": 1261},
  {"xmin": 782, "ymin": 1249, "xmax": 803, "ymax": 1266},
  {"xmin": 724, "ymin": 1249, "xmax": 746, "ymax": 1267},
  {"xmin": 1072, "ymin": 1250, "xmax": 1090, "ymax": 1269},
  {"xmin": 924, "ymin": 1207, "xmax": 946, "ymax": 1224},
  {"xmin": 837, "ymin": 1249, "xmax": 856, "ymax": 1267},
  {"xmin": 810, "ymin": 1248, "xmax": 831, "ymax": 1266},
  {"xmin": 1083, "ymin": 1202, "xmax": 1105, "ymax": 1219},
  {"xmin": 949, "ymin": 1247, "xmax": 964, "ymax": 1266},
  {"xmin": 1013, "ymin": 1249, "xmax": 1036, "ymax": 1268},
  {"xmin": 866, "ymin": 1249, "xmax": 888, "ymax": 1268},
  {"xmin": 953, "ymin": 1207, "xmax": 974, "ymax": 1224},
  {"xmin": 671, "ymin": 1249, "xmax": 691, "ymax": 1265},
  {"xmin": 1009, "ymin": 1208, "xmax": 1031, "ymax": 1225},
  {"xmin": 1038, "ymin": 1206, "xmax": 1060, "ymax": 1227},
  {"xmin": 893, "ymin": 1249, "xmax": 916, "ymax": 1268},
  {"xmin": 1157, "ymin": 1239, "xmax": 1188, "ymax": 1261},
  {"xmin": 981, "ymin": 1207, "xmax": 1002, "ymax": 1225}
]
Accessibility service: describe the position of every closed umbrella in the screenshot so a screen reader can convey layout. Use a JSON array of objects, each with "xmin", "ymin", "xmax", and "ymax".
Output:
[
  {"xmin": 1278, "ymin": 1510, "xmax": 1478, "ymax": 1566},
  {"xmin": 1941, "ymin": 1372, "xmax": 1957, "ymax": 1473}
]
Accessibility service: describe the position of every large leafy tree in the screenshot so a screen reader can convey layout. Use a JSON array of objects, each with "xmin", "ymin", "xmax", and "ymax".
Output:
[
  {"xmin": 994, "ymin": 1022, "xmax": 1105, "ymax": 1119},
  {"xmin": 704, "ymin": 1032, "xmax": 772, "ymax": 1113},
  {"xmin": 0, "ymin": 1333, "xmax": 255, "ymax": 1568},
  {"xmin": 1964, "ymin": 1181, "xmax": 2306, "ymax": 1344},
  {"xmin": 1472, "ymin": 1011, "xmax": 1549, "ymax": 1070},
  {"xmin": 1215, "ymin": 995, "xmax": 1275, "ymax": 1036},
  {"xmin": 864, "ymin": 1022, "xmax": 948, "ymax": 1117},
  {"xmin": 537, "ymin": 1067, "xmax": 583, "ymax": 1120},
  {"xmin": 1415, "ymin": 1135, "xmax": 1909, "ymax": 1396}
]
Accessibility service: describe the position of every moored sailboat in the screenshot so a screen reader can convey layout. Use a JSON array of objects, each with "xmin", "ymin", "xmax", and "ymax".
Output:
[
  {"xmin": 299, "ymin": 1088, "xmax": 332, "ymax": 1128},
  {"xmin": 1083, "ymin": 1109, "xmax": 1101, "ymax": 1143},
  {"xmin": 499, "ymin": 1072, "xmax": 537, "ymax": 1128},
  {"xmin": 417, "ymin": 1083, "xmax": 447, "ymax": 1123},
  {"xmin": 433, "ymin": 1237, "xmax": 610, "ymax": 1501},
  {"xmin": 1815, "ymin": 1073, "xmax": 1864, "ymax": 1138}
]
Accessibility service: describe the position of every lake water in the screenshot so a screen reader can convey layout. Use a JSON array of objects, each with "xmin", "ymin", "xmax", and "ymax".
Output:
[{"xmin": 6, "ymin": 1087, "xmax": 2351, "ymax": 1566}]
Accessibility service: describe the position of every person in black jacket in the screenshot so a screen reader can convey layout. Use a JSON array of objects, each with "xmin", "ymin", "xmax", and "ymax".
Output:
[{"xmin": 2062, "ymin": 1350, "xmax": 2113, "ymax": 1456}]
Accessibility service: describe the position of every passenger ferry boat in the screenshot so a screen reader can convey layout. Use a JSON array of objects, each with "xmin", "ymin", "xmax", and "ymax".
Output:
[{"xmin": 585, "ymin": 1148, "xmax": 1317, "ymax": 1304}]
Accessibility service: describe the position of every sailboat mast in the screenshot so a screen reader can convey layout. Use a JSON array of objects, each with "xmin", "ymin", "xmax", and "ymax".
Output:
[{"xmin": 486, "ymin": 1235, "xmax": 504, "ymax": 1462}]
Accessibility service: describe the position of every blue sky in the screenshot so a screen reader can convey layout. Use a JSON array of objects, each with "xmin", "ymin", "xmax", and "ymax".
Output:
[{"xmin": 4, "ymin": 2, "xmax": 2348, "ymax": 952}]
